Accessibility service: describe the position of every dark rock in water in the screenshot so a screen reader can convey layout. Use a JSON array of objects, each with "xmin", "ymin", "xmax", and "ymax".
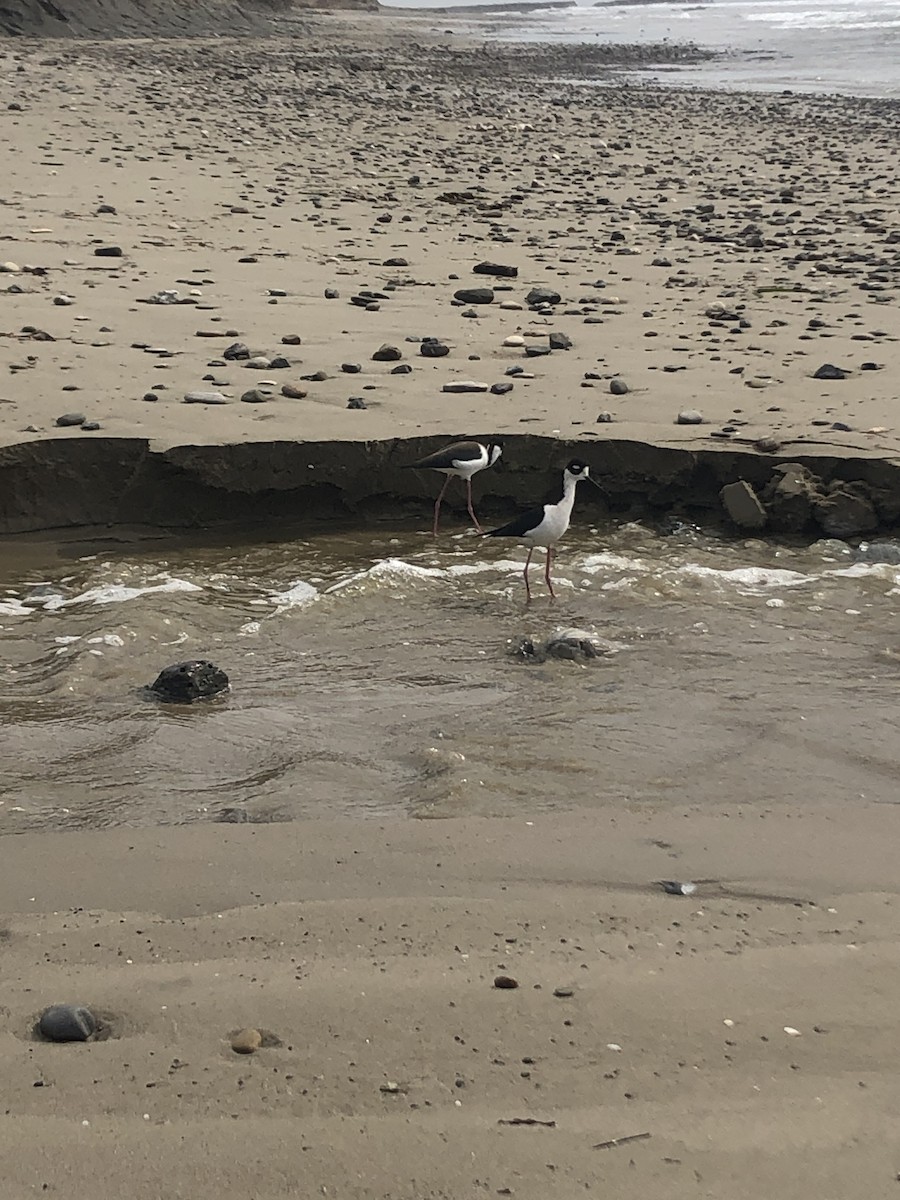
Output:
[
  {"xmin": 473, "ymin": 261, "xmax": 518, "ymax": 278},
  {"xmin": 813, "ymin": 363, "xmax": 850, "ymax": 380},
  {"xmin": 720, "ymin": 480, "xmax": 767, "ymax": 530},
  {"xmin": 223, "ymin": 341, "xmax": 250, "ymax": 361},
  {"xmin": 453, "ymin": 287, "xmax": 494, "ymax": 304},
  {"xmin": 549, "ymin": 331, "xmax": 573, "ymax": 351},
  {"xmin": 761, "ymin": 463, "xmax": 823, "ymax": 533},
  {"xmin": 55, "ymin": 412, "xmax": 86, "ymax": 427},
  {"xmin": 420, "ymin": 340, "xmax": 450, "ymax": 358},
  {"xmin": 526, "ymin": 286, "xmax": 561, "ymax": 307},
  {"xmin": 38, "ymin": 1004, "xmax": 98, "ymax": 1042},
  {"xmin": 149, "ymin": 660, "xmax": 229, "ymax": 704},
  {"xmin": 372, "ymin": 343, "xmax": 402, "ymax": 362},
  {"xmin": 94, "ymin": 245, "xmax": 123, "ymax": 258},
  {"xmin": 511, "ymin": 629, "xmax": 609, "ymax": 664},
  {"xmin": 857, "ymin": 540, "xmax": 900, "ymax": 565},
  {"xmin": 815, "ymin": 482, "xmax": 878, "ymax": 537}
]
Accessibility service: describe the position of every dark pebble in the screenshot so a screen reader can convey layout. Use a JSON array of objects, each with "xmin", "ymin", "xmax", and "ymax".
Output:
[
  {"xmin": 813, "ymin": 363, "xmax": 850, "ymax": 380},
  {"xmin": 341, "ymin": 363, "xmax": 362, "ymax": 373},
  {"xmin": 493, "ymin": 975, "xmax": 519, "ymax": 990},
  {"xmin": 149, "ymin": 660, "xmax": 229, "ymax": 704},
  {"xmin": 372, "ymin": 344, "xmax": 402, "ymax": 362},
  {"xmin": 453, "ymin": 287, "xmax": 494, "ymax": 305},
  {"xmin": 55, "ymin": 413, "xmax": 85, "ymax": 427},
  {"xmin": 81, "ymin": 421, "xmax": 101, "ymax": 431},
  {"xmin": 38, "ymin": 1004, "xmax": 98, "ymax": 1043},
  {"xmin": 610, "ymin": 378, "xmax": 630, "ymax": 395},
  {"xmin": 549, "ymin": 332, "xmax": 573, "ymax": 351},
  {"xmin": 347, "ymin": 397, "xmax": 367, "ymax": 409},
  {"xmin": 94, "ymin": 246, "xmax": 123, "ymax": 258},
  {"xmin": 491, "ymin": 382, "xmax": 514, "ymax": 395}
]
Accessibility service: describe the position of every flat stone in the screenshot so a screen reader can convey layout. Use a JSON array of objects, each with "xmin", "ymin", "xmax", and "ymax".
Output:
[
  {"xmin": 240, "ymin": 389, "xmax": 272, "ymax": 403},
  {"xmin": 281, "ymin": 384, "xmax": 308, "ymax": 399},
  {"xmin": 473, "ymin": 261, "xmax": 518, "ymax": 278},
  {"xmin": 183, "ymin": 391, "xmax": 229, "ymax": 405},
  {"xmin": 372, "ymin": 343, "xmax": 402, "ymax": 362},
  {"xmin": 94, "ymin": 245, "xmax": 123, "ymax": 258},
  {"xmin": 442, "ymin": 380, "xmax": 489, "ymax": 393},
  {"xmin": 420, "ymin": 341, "xmax": 449, "ymax": 358},
  {"xmin": 526, "ymin": 286, "xmax": 561, "ymax": 307},
  {"xmin": 720, "ymin": 480, "xmax": 767, "ymax": 530},
  {"xmin": 676, "ymin": 409, "xmax": 704, "ymax": 425},
  {"xmin": 453, "ymin": 287, "xmax": 494, "ymax": 304},
  {"xmin": 55, "ymin": 412, "xmax": 86, "ymax": 427}
]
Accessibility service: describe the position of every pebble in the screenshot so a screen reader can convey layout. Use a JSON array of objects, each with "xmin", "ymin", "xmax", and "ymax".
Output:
[
  {"xmin": 553, "ymin": 987, "xmax": 575, "ymax": 998},
  {"xmin": 149, "ymin": 659, "xmax": 230, "ymax": 703},
  {"xmin": 38, "ymin": 1004, "xmax": 99, "ymax": 1042},
  {"xmin": 244, "ymin": 356, "xmax": 271, "ymax": 370},
  {"xmin": 347, "ymin": 397, "xmax": 367, "ymax": 409},
  {"xmin": 420, "ymin": 340, "xmax": 450, "ymax": 358},
  {"xmin": 491, "ymin": 382, "xmax": 514, "ymax": 395},
  {"xmin": 55, "ymin": 412, "xmax": 86, "ymax": 427},
  {"xmin": 184, "ymin": 391, "xmax": 230, "ymax": 405},
  {"xmin": 473, "ymin": 261, "xmax": 518, "ymax": 278},
  {"xmin": 597, "ymin": 411, "xmax": 614, "ymax": 423},
  {"xmin": 372, "ymin": 344, "xmax": 402, "ymax": 362},
  {"xmin": 493, "ymin": 975, "xmax": 519, "ymax": 990},
  {"xmin": 609, "ymin": 378, "xmax": 630, "ymax": 395},
  {"xmin": 240, "ymin": 389, "xmax": 272, "ymax": 404},
  {"xmin": 503, "ymin": 335, "xmax": 525, "ymax": 348},
  {"xmin": 453, "ymin": 287, "xmax": 494, "ymax": 304},
  {"xmin": 341, "ymin": 363, "xmax": 362, "ymax": 373},
  {"xmin": 660, "ymin": 881, "xmax": 697, "ymax": 896},
  {"xmin": 813, "ymin": 363, "xmax": 850, "ymax": 380},
  {"xmin": 0, "ymin": 261, "xmax": 22, "ymax": 273},
  {"xmin": 53, "ymin": 293, "xmax": 75, "ymax": 306},
  {"xmin": 526, "ymin": 286, "xmax": 561, "ymax": 307},
  {"xmin": 549, "ymin": 332, "xmax": 573, "ymax": 351},
  {"xmin": 231, "ymin": 1028, "xmax": 263, "ymax": 1055},
  {"xmin": 442, "ymin": 381, "xmax": 489, "ymax": 393},
  {"xmin": 676, "ymin": 409, "xmax": 704, "ymax": 425},
  {"xmin": 94, "ymin": 245, "xmax": 124, "ymax": 257},
  {"xmin": 281, "ymin": 334, "xmax": 302, "ymax": 345},
  {"xmin": 81, "ymin": 421, "xmax": 101, "ymax": 431}
]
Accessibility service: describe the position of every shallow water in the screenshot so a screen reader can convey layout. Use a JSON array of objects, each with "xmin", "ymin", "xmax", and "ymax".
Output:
[{"xmin": 2, "ymin": 518, "xmax": 899, "ymax": 834}]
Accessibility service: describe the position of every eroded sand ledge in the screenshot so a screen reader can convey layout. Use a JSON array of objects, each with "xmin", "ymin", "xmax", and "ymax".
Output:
[{"xmin": 2, "ymin": 433, "xmax": 900, "ymax": 534}]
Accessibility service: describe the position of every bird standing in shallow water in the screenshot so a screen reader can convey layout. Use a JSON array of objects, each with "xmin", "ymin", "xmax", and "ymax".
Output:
[
  {"xmin": 484, "ymin": 459, "xmax": 592, "ymax": 600},
  {"xmin": 404, "ymin": 440, "xmax": 502, "ymax": 537}
]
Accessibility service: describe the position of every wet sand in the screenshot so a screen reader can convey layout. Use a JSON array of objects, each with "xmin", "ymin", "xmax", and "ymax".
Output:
[
  {"xmin": 2, "ymin": 11, "xmax": 900, "ymax": 1198},
  {"xmin": 0, "ymin": 15, "xmax": 898, "ymax": 533}
]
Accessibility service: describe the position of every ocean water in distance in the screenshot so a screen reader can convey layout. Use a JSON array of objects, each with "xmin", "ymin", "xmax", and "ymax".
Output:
[{"xmin": 384, "ymin": 0, "xmax": 900, "ymax": 97}]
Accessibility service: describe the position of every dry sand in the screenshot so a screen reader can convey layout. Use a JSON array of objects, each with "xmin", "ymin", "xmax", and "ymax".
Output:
[
  {"xmin": 2, "ymin": 13, "xmax": 900, "ymax": 1198},
  {"xmin": 0, "ymin": 17, "xmax": 898, "ymax": 533}
]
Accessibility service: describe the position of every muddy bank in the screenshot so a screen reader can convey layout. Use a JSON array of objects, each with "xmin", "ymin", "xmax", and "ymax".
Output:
[{"xmin": 2, "ymin": 432, "xmax": 899, "ymax": 536}]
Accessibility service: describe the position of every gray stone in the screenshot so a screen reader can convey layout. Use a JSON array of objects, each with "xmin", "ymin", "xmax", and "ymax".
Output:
[
  {"xmin": 813, "ymin": 363, "xmax": 850, "ymax": 381},
  {"xmin": 94, "ymin": 245, "xmax": 123, "ymax": 258},
  {"xmin": 720, "ymin": 480, "xmax": 767, "ymax": 530},
  {"xmin": 814, "ymin": 483, "xmax": 878, "ymax": 538},
  {"xmin": 676, "ymin": 409, "xmax": 704, "ymax": 425},
  {"xmin": 549, "ymin": 332, "xmax": 573, "ymax": 351},
  {"xmin": 420, "ymin": 340, "xmax": 450, "ymax": 358},
  {"xmin": 526, "ymin": 286, "xmax": 561, "ymax": 307},
  {"xmin": 223, "ymin": 342, "xmax": 250, "ymax": 361},
  {"xmin": 240, "ymin": 389, "xmax": 272, "ymax": 404},
  {"xmin": 609, "ymin": 378, "xmax": 629, "ymax": 395},
  {"xmin": 372, "ymin": 344, "xmax": 402, "ymax": 362},
  {"xmin": 55, "ymin": 413, "xmax": 85, "ymax": 427},
  {"xmin": 473, "ymin": 262, "xmax": 518, "ymax": 278},
  {"xmin": 38, "ymin": 1004, "xmax": 99, "ymax": 1042},
  {"xmin": 761, "ymin": 463, "xmax": 823, "ymax": 533},
  {"xmin": 442, "ymin": 380, "xmax": 489, "ymax": 393},
  {"xmin": 183, "ymin": 391, "xmax": 229, "ymax": 405}
]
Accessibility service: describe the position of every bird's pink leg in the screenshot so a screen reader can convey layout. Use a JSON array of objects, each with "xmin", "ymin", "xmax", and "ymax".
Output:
[
  {"xmin": 433, "ymin": 476, "xmax": 451, "ymax": 537},
  {"xmin": 545, "ymin": 547, "xmax": 555, "ymax": 600},
  {"xmin": 523, "ymin": 547, "xmax": 534, "ymax": 602},
  {"xmin": 465, "ymin": 477, "xmax": 483, "ymax": 534}
]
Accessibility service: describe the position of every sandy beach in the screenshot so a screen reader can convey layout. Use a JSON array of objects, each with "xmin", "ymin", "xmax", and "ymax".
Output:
[
  {"xmin": 2, "ymin": 7, "xmax": 900, "ymax": 1198},
  {"xmin": 0, "ymin": 14, "xmax": 898, "ymax": 533}
]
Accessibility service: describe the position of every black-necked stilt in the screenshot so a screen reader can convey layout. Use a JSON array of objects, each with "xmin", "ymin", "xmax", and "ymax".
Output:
[
  {"xmin": 405, "ymin": 439, "xmax": 502, "ymax": 537},
  {"xmin": 484, "ymin": 459, "xmax": 592, "ymax": 600}
]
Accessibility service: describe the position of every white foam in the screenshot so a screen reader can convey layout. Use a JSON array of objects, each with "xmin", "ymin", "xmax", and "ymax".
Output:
[
  {"xmin": 0, "ymin": 598, "xmax": 31, "ymax": 617},
  {"xmin": 269, "ymin": 580, "xmax": 319, "ymax": 608},
  {"xmin": 58, "ymin": 578, "xmax": 202, "ymax": 608},
  {"xmin": 674, "ymin": 564, "xmax": 811, "ymax": 590}
]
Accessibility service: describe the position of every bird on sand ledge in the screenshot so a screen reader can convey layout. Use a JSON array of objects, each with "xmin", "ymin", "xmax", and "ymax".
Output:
[
  {"xmin": 484, "ymin": 459, "xmax": 593, "ymax": 600},
  {"xmin": 404, "ymin": 439, "xmax": 502, "ymax": 537}
]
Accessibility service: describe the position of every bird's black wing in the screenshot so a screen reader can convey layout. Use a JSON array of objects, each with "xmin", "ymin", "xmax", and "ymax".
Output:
[
  {"xmin": 484, "ymin": 504, "xmax": 545, "ymax": 539},
  {"xmin": 403, "ymin": 441, "xmax": 482, "ymax": 471}
]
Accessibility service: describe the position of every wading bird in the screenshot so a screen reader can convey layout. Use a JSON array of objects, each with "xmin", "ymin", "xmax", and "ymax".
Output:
[{"xmin": 405, "ymin": 440, "xmax": 502, "ymax": 537}]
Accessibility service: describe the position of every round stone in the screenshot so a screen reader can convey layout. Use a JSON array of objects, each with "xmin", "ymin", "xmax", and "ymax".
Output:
[
  {"xmin": 38, "ymin": 1004, "xmax": 98, "ymax": 1042},
  {"xmin": 231, "ymin": 1028, "xmax": 263, "ymax": 1055}
]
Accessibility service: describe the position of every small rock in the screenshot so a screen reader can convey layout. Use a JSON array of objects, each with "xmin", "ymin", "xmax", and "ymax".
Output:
[
  {"xmin": 442, "ymin": 381, "xmax": 489, "ymax": 393},
  {"xmin": 676, "ymin": 410, "xmax": 704, "ymax": 425},
  {"xmin": 142, "ymin": 392, "xmax": 159, "ymax": 403},
  {"xmin": 281, "ymin": 384, "xmax": 308, "ymax": 399},
  {"xmin": 553, "ymin": 987, "xmax": 574, "ymax": 998},
  {"xmin": 81, "ymin": 421, "xmax": 101, "ymax": 431},
  {"xmin": 420, "ymin": 340, "xmax": 450, "ymax": 358},
  {"xmin": 223, "ymin": 341, "xmax": 251, "ymax": 361},
  {"xmin": 473, "ymin": 262, "xmax": 518, "ymax": 278},
  {"xmin": 549, "ymin": 332, "xmax": 573, "ymax": 351},
  {"xmin": 53, "ymin": 293, "xmax": 75, "ymax": 306},
  {"xmin": 493, "ymin": 975, "xmax": 519, "ymax": 990},
  {"xmin": 372, "ymin": 344, "xmax": 402, "ymax": 362},
  {"xmin": 383, "ymin": 257, "xmax": 408, "ymax": 267},
  {"xmin": 341, "ymin": 363, "xmax": 362, "ymax": 373},
  {"xmin": 268, "ymin": 356, "xmax": 291, "ymax": 370},
  {"xmin": 609, "ymin": 378, "xmax": 629, "ymax": 396},
  {"xmin": 244, "ymin": 356, "xmax": 271, "ymax": 370},
  {"xmin": 596, "ymin": 411, "xmax": 614, "ymax": 423},
  {"xmin": 324, "ymin": 288, "xmax": 339, "ymax": 300},
  {"xmin": 453, "ymin": 287, "xmax": 494, "ymax": 304},
  {"xmin": 240, "ymin": 389, "xmax": 272, "ymax": 404},
  {"xmin": 815, "ymin": 482, "xmax": 878, "ymax": 538},
  {"xmin": 526, "ymin": 286, "xmax": 561, "ymax": 307},
  {"xmin": 347, "ymin": 397, "xmax": 367, "ymax": 409},
  {"xmin": 55, "ymin": 412, "xmax": 85, "ymax": 427},
  {"xmin": 660, "ymin": 881, "xmax": 697, "ymax": 896},
  {"xmin": 149, "ymin": 660, "xmax": 230, "ymax": 704},
  {"xmin": 813, "ymin": 363, "xmax": 850, "ymax": 380},
  {"xmin": 183, "ymin": 391, "xmax": 229, "ymax": 405},
  {"xmin": 281, "ymin": 334, "xmax": 302, "ymax": 345},
  {"xmin": 0, "ymin": 261, "xmax": 22, "ymax": 273},
  {"xmin": 491, "ymin": 382, "xmax": 514, "ymax": 395},
  {"xmin": 94, "ymin": 245, "xmax": 123, "ymax": 258},
  {"xmin": 720, "ymin": 480, "xmax": 767, "ymax": 530},
  {"xmin": 503, "ymin": 335, "xmax": 525, "ymax": 348},
  {"xmin": 231, "ymin": 1028, "xmax": 262, "ymax": 1055},
  {"xmin": 38, "ymin": 1004, "xmax": 99, "ymax": 1043}
]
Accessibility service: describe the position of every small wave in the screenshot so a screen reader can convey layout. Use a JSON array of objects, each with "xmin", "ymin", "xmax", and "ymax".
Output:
[
  {"xmin": 268, "ymin": 580, "xmax": 319, "ymax": 609},
  {"xmin": 58, "ymin": 578, "xmax": 202, "ymax": 609}
]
